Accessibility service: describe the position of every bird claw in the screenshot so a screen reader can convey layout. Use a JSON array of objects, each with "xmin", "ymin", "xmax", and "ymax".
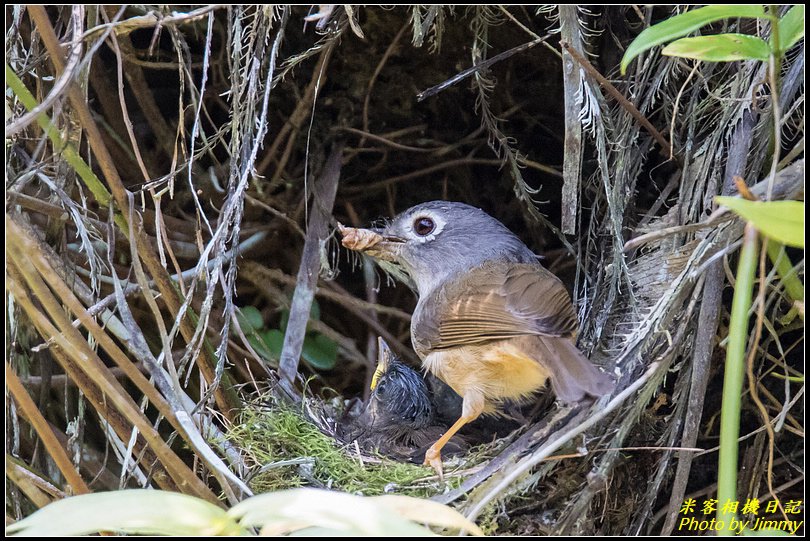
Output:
[{"xmin": 424, "ymin": 445, "xmax": 444, "ymax": 481}]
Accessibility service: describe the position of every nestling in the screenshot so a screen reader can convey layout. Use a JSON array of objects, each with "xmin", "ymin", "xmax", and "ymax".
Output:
[
  {"xmin": 340, "ymin": 201, "xmax": 613, "ymax": 477},
  {"xmin": 354, "ymin": 338, "xmax": 467, "ymax": 462},
  {"xmin": 363, "ymin": 337, "xmax": 434, "ymax": 447}
]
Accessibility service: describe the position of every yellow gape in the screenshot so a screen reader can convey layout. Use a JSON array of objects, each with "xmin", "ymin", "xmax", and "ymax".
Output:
[{"xmin": 370, "ymin": 364, "xmax": 384, "ymax": 391}]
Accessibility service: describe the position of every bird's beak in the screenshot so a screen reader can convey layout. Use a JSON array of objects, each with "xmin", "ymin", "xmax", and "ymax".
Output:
[
  {"xmin": 338, "ymin": 223, "xmax": 405, "ymax": 262},
  {"xmin": 370, "ymin": 337, "xmax": 393, "ymax": 391}
]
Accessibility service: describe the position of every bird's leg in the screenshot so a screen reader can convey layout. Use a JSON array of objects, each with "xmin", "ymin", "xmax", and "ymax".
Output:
[{"xmin": 424, "ymin": 391, "xmax": 484, "ymax": 479}]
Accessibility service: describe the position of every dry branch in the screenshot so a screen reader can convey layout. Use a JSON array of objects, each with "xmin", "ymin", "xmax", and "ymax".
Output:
[{"xmin": 279, "ymin": 142, "xmax": 345, "ymax": 386}]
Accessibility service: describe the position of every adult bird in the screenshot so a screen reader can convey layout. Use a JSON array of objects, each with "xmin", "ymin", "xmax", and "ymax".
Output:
[{"xmin": 340, "ymin": 201, "xmax": 613, "ymax": 476}]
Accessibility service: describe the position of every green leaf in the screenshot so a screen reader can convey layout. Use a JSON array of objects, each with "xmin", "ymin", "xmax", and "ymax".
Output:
[
  {"xmin": 777, "ymin": 5, "xmax": 805, "ymax": 53},
  {"xmin": 715, "ymin": 197, "xmax": 804, "ymax": 248},
  {"xmin": 620, "ymin": 5, "xmax": 768, "ymax": 74},
  {"xmin": 370, "ymin": 494, "xmax": 485, "ymax": 536},
  {"xmin": 662, "ymin": 34, "xmax": 770, "ymax": 62},
  {"xmin": 7, "ymin": 488, "xmax": 484, "ymax": 537},
  {"xmin": 5, "ymin": 490, "xmax": 243, "ymax": 536},
  {"xmin": 248, "ymin": 334, "xmax": 274, "ymax": 362},
  {"xmin": 229, "ymin": 488, "xmax": 481, "ymax": 536},
  {"xmin": 302, "ymin": 333, "xmax": 338, "ymax": 370},
  {"xmin": 235, "ymin": 306, "xmax": 264, "ymax": 332},
  {"xmin": 261, "ymin": 329, "xmax": 285, "ymax": 358}
]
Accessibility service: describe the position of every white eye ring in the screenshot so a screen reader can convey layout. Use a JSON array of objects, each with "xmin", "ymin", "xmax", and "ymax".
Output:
[{"xmin": 404, "ymin": 210, "xmax": 445, "ymax": 243}]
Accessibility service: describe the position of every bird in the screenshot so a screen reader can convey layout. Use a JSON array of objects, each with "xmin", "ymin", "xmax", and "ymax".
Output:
[
  {"xmin": 354, "ymin": 338, "xmax": 467, "ymax": 462},
  {"xmin": 339, "ymin": 201, "xmax": 613, "ymax": 477},
  {"xmin": 362, "ymin": 337, "xmax": 434, "ymax": 448}
]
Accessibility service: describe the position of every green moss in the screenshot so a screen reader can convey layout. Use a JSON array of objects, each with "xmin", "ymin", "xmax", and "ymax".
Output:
[{"xmin": 227, "ymin": 399, "xmax": 463, "ymax": 498}]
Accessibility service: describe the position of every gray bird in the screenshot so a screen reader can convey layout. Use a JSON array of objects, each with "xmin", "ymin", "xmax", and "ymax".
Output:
[{"xmin": 340, "ymin": 201, "xmax": 613, "ymax": 476}]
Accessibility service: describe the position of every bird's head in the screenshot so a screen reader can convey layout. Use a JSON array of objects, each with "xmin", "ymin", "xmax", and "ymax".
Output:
[
  {"xmin": 364, "ymin": 338, "xmax": 433, "ymax": 432},
  {"xmin": 340, "ymin": 201, "xmax": 537, "ymax": 294}
]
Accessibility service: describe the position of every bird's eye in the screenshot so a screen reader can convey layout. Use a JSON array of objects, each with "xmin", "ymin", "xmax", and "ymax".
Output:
[
  {"xmin": 375, "ymin": 380, "xmax": 387, "ymax": 395},
  {"xmin": 413, "ymin": 217, "xmax": 435, "ymax": 236}
]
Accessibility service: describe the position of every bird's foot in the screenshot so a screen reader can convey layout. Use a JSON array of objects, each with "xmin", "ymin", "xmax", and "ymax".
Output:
[{"xmin": 423, "ymin": 445, "xmax": 444, "ymax": 481}]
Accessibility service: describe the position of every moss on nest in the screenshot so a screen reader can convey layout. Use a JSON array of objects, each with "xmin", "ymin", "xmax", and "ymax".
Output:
[{"xmin": 226, "ymin": 398, "xmax": 466, "ymax": 498}]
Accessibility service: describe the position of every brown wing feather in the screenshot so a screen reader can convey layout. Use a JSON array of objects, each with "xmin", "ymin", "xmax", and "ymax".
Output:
[{"xmin": 413, "ymin": 262, "xmax": 579, "ymax": 354}]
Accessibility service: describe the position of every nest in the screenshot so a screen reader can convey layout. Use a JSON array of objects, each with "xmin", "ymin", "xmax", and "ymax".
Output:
[{"xmin": 6, "ymin": 5, "xmax": 804, "ymax": 535}]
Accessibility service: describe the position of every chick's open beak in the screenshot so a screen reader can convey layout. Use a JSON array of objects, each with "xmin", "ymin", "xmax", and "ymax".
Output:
[{"xmin": 338, "ymin": 223, "xmax": 404, "ymax": 262}]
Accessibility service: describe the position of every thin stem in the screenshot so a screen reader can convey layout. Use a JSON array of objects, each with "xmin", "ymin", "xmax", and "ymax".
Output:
[{"xmin": 716, "ymin": 223, "xmax": 758, "ymax": 535}]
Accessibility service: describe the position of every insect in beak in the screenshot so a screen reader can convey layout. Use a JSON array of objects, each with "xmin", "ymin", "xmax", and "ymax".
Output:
[{"xmin": 338, "ymin": 223, "xmax": 405, "ymax": 262}]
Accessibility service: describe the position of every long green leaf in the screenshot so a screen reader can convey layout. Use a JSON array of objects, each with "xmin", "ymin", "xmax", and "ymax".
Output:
[
  {"xmin": 6, "ymin": 490, "xmax": 243, "ymax": 536},
  {"xmin": 7, "ymin": 488, "xmax": 485, "ymax": 536},
  {"xmin": 371, "ymin": 494, "xmax": 486, "ymax": 536},
  {"xmin": 716, "ymin": 197, "xmax": 804, "ymax": 247},
  {"xmin": 716, "ymin": 224, "xmax": 758, "ymax": 535},
  {"xmin": 777, "ymin": 5, "xmax": 805, "ymax": 53},
  {"xmin": 766, "ymin": 243, "xmax": 803, "ymax": 305},
  {"xmin": 229, "ymin": 489, "xmax": 437, "ymax": 536},
  {"xmin": 663, "ymin": 34, "xmax": 770, "ymax": 62},
  {"xmin": 6, "ymin": 65, "xmax": 111, "ymax": 208},
  {"xmin": 620, "ymin": 5, "xmax": 768, "ymax": 74}
]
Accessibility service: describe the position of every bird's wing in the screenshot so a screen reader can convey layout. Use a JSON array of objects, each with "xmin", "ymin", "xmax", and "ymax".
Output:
[
  {"xmin": 414, "ymin": 262, "xmax": 613, "ymax": 401},
  {"xmin": 415, "ymin": 262, "xmax": 580, "ymax": 352}
]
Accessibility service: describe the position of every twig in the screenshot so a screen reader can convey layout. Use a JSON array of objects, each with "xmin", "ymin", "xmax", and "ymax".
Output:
[
  {"xmin": 336, "ymin": 126, "xmax": 443, "ymax": 153},
  {"xmin": 6, "ymin": 362, "xmax": 91, "ymax": 495},
  {"xmin": 695, "ymin": 387, "xmax": 804, "ymax": 457},
  {"xmin": 433, "ymin": 406, "xmax": 585, "ymax": 506},
  {"xmin": 6, "ymin": 456, "xmax": 68, "ymax": 506},
  {"xmin": 417, "ymin": 34, "xmax": 553, "ymax": 102},
  {"xmin": 499, "ymin": 6, "xmax": 561, "ymax": 59},
  {"xmin": 279, "ymin": 142, "xmax": 344, "ymax": 387},
  {"xmin": 636, "ymin": 171, "xmax": 680, "ymax": 229},
  {"xmin": 559, "ymin": 5, "xmax": 584, "ymax": 235},
  {"xmin": 8, "ymin": 215, "xmax": 236, "ymax": 503},
  {"xmin": 669, "ymin": 63, "xmax": 700, "ymax": 161},
  {"xmin": 7, "ymin": 236, "xmax": 214, "ymax": 501},
  {"xmin": 260, "ymin": 37, "xmax": 337, "ymax": 184},
  {"xmin": 27, "ymin": 5, "xmax": 241, "ymax": 416},
  {"xmin": 341, "ymin": 158, "xmax": 504, "ymax": 194},
  {"xmin": 19, "ymin": 365, "xmax": 146, "ymax": 386},
  {"xmin": 245, "ymin": 195, "xmax": 306, "ymax": 239},
  {"xmin": 777, "ymin": 135, "xmax": 804, "ymax": 169},
  {"xmin": 79, "ymin": 5, "xmax": 223, "ymax": 40},
  {"xmin": 746, "ymin": 235, "xmax": 789, "ymax": 522},
  {"xmin": 243, "ymin": 262, "xmax": 416, "ymax": 363},
  {"xmin": 625, "ymin": 158, "xmax": 804, "ymax": 253},
  {"xmin": 623, "ymin": 215, "xmax": 733, "ymax": 252}
]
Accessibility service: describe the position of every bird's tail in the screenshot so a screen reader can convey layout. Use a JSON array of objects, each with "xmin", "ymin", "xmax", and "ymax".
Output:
[{"xmin": 531, "ymin": 336, "xmax": 614, "ymax": 403}]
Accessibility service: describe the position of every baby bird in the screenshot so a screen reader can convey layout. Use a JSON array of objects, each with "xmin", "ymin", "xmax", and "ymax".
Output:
[
  {"xmin": 362, "ymin": 338, "xmax": 434, "ymax": 448},
  {"xmin": 358, "ymin": 339, "xmax": 466, "ymax": 462}
]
